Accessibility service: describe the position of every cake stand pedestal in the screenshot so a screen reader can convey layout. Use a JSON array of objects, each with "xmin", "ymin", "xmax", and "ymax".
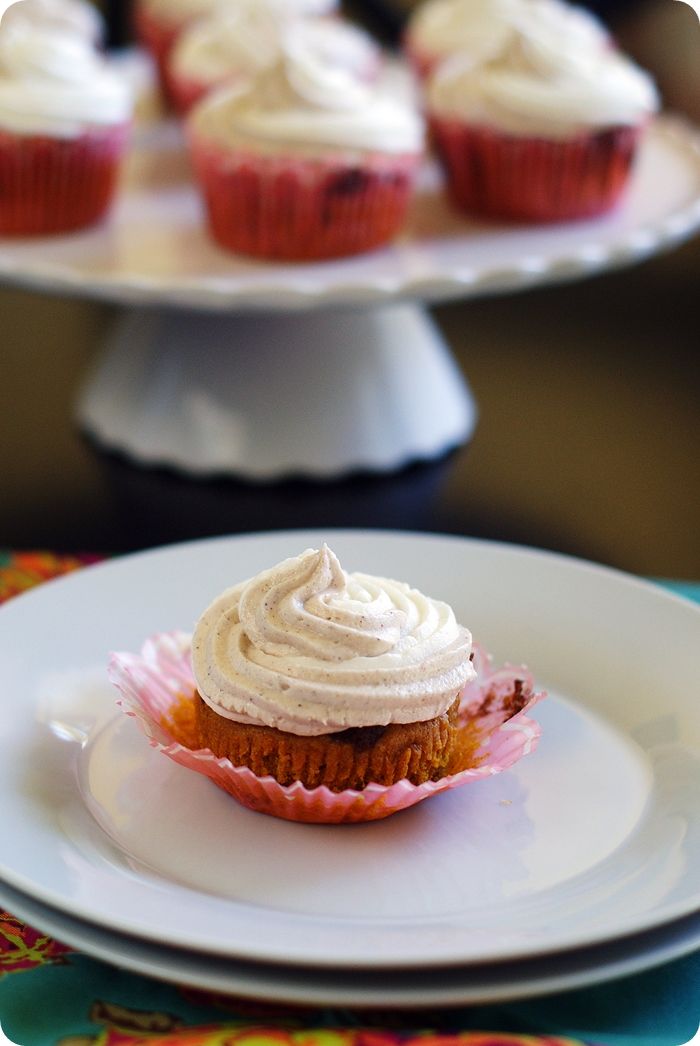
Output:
[
  {"xmin": 75, "ymin": 302, "xmax": 475, "ymax": 478},
  {"xmin": 1, "ymin": 114, "xmax": 699, "ymax": 480}
]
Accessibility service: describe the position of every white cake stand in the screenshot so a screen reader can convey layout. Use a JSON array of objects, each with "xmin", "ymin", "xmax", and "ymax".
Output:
[{"xmin": 2, "ymin": 114, "xmax": 700, "ymax": 478}]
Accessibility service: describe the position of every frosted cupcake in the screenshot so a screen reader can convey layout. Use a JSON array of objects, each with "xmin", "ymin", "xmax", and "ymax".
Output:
[
  {"xmin": 404, "ymin": 0, "xmax": 607, "ymax": 80},
  {"xmin": 191, "ymin": 546, "xmax": 476, "ymax": 790},
  {"xmin": 134, "ymin": 0, "xmax": 339, "ymax": 104},
  {"xmin": 169, "ymin": 8, "xmax": 381, "ymax": 116},
  {"xmin": 110, "ymin": 545, "xmax": 544, "ymax": 823},
  {"xmin": 187, "ymin": 40, "xmax": 423, "ymax": 259},
  {"xmin": 426, "ymin": 0, "xmax": 659, "ymax": 221},
  {"xmin": 0, "ymin": 0, "xmax": 104, "ymax": 45},
  {"xmin": 0, "ymin": 15, "xmax": 132, "ymax": 235}
]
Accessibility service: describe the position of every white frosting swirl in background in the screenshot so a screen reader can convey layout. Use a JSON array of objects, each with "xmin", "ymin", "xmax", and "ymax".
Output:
[
  {"xmin": 140, "ymin": 0, "xmax": 339, "ymax": 30},
  {"xmin": 188, "ymin": 40, "xmax": 423, "ymax": 155},
  {"xmin": 427, "ymin": 0, "xmax": 659, "ymax": 137},
  {"xmin": 192, "ymin": 546, "xmax": 476, "ymax": 736},
  {"xmin": 0, "ymin": 0, "xmax": 103, "ymax": 43},
  {"xmin": 0, "ymin": 17, "xmax": 132, "ymax": 136},
  {"xmin": 408, "ymin": 0, "xmax": 606, "ymax": 65},
  {"xmin": 172, "ymin": 10, "xmax": 379, "ymax": 90}
]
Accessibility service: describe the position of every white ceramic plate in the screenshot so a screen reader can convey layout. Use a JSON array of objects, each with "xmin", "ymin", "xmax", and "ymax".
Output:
[
  {"xmin": 1, "ymin": 875, "xmax": 699, "ymax": 1008},
  {"xmin": 0, "ymin": 530, "xmax": 699, "ymax": 970},
  {"xmin": 0, "ymin": 116, "xmax": 698, "ymax": 310}
]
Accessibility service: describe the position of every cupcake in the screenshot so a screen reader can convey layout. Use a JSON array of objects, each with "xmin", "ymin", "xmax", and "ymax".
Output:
[
  {"xmin": 187, "ymin": 41, "xmax": 423, "ymax": 260},
  {"xmin": 404, "ymin": 0, "xmax": 607, "ymax": 80},
  {"xmin": 134, "ymin": 0, "xmax": 340, "ymax": 105},
  {"xmin": 0, "ymin": 15, "xmax": 132, "ymax": 235},
  {"xmin": 426, "ymin": 0, "xmax": 659, "ymax": 222},
  {"xmin": 110, "ymin": 546, "xmax": 544, "ymax": 823},
  {"xmin": 0, "ymin": 0, "xmax": 104, "ymax": 45},
  {"xmin": 169, "ymin": 8, "xmax": 381, "ymax": 116},
  {"xmin": 190, "ymin": 545, "xmax": 476, "ymax": 791}
]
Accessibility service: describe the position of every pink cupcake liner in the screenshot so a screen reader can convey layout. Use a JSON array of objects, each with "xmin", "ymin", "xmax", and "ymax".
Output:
[
  {"xmin": 429, "ymin": 117, "xmax": 643, "ymax": 222},
  {"xmin": 0, "ymin": 124, "xmax": 129, "ymax": 236},
  {"xmin": 188, "ymin": 133, "xmax": 420, "ymax": 260},
  {"xmin": 108, "ymin": 631, "xmax": 545, "ymax": 825}
]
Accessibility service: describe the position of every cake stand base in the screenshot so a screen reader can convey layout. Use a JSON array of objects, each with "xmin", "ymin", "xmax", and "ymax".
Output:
[{"xmin": 76, "ymin": 303, "xmax": 476, "ymax": 479}]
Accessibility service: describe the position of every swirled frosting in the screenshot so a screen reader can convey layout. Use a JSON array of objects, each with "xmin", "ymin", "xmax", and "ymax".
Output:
[
  {"xmin": 191, "ymin": 546, "xmax": 476, "ymax": 736},
  {"xmin": 0, "ymin": 17, "xmax": 132, "ymax": 136},
  {"xmin": 427, "ymin": 0, "xmax": 659, "ymax": 136},
  {"xmin": 0, "ymin": 0, "xmax": 103, "ymax": 43},
  {"xmin": 171, "ymin": 11, "xmax": 380, "ymax": 92},
  {"xmin": 188, "ymin": 39, "xmax": 423, "ymax": 155},
  {"xmin": 140, "ymin": 0, "xmax": 338, "ymax": 30},
  {"xmin": 407, "ymin": 0, "xmax": 606, "ymax": 67}
]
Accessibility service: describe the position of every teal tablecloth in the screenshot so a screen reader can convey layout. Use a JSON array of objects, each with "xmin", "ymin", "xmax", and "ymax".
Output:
[{"xmin": 0, "ymin": 557, "xmax": 698, "ymax": 1046}]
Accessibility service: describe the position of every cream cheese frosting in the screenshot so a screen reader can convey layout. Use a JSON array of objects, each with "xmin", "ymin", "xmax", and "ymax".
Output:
[
  {"xmin": 188, "ymin": 39, "xmax": 423, "ymax": 156},
  {"xmin": 407, "ymin": 0, "xmax": 606, "ymax": 65},
  {"xmin": 0, "ymin": 17, "xmax": 132, "ymax": 136},
  {"xmin": 0, "ymin": 0, "xmax": 103, "ymax": 43},
  {"xmin": 171, "ymin": 10, "xmax": 380, "ymax": 91},
  {"xmin": 191, "ymin": 545, "xmax": 476, "ymax": 736},
  {"xmin": 427, "ymin": 0, "xmax": 659, "ymax": 137},
  {"xmin": 140, "ymin": 0, "xmax": 339, "ymax": 30}
]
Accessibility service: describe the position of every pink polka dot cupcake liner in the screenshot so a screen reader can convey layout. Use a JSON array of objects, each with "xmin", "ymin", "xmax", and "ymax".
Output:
[{"xmin": 108, "ymin": 632, "xmax": 545, "ymax": 824}]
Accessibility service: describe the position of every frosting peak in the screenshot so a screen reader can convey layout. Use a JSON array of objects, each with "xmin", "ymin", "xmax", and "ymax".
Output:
[
  {"xmin": 189, "ymin": 42, "xmax": 423, "ymax": 155},
  {"xmin": 427, "ymin": 0, "xmax": 659, "ymax": 137},
  {"xmin": 172, "ymin": 11, "xmax": 379, "ymax": 94},
  {"xmin": 192, "ymin": 547, "xmax": 475, "ymax": 735},
  {"xmin": 0, "ymin": 16, "xmax": 132, "ymax": 135},
  {"xmin": 239, "ymin": 545, "xmax": 406, "ymax": 660},
  {"xmin": 0, "ymin": 0, "xmax": 103, "ymax": 41}
]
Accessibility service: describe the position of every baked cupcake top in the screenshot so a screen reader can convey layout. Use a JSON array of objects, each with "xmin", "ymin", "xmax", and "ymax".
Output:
[
  {"xmin": 188, "ymin": 40, "xmax": 423, "ymax": 156},
  {"xmin": 426, "ymin": 0, "xmax": 659, "ymax": 137},
  {"xmin": 191, "ymin": 545, "xmax": 476, "ymax": 736},
  {"xmin": 0, "ymin": 16, "xmax": 132, "ymax": 136},
  {"xmin": 171, "ymin": 9, "xmax": 380, "ymax": 93},
  {"xmin": 139, "ymin": 0, "xmax": 339, "ymax": 31},
  {"xmin": 0, "ymin": 0, "xmax": 104, "ymax": 43}
]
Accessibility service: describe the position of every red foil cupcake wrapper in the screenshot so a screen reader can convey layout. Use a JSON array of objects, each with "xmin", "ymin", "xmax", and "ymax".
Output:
[
  {"xmin": 108, "ymin": 632, "xmax": 545, "ymax": 824},
  {"xmin": 0, "ymin": 124, "xmax": 129, "ymax": 236},
  {"xmin": 188, "ymin": 135, "xmax": 420, "ymax": 260},
  {"xmin": 429, "ymin": 117, "xmax": 643, "ymax": 222}
]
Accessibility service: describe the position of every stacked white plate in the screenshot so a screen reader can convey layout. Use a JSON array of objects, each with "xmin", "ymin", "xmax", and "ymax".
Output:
[{"xmin": 1, "ymin": 530, "xmax": 699, "ymax": 1007}]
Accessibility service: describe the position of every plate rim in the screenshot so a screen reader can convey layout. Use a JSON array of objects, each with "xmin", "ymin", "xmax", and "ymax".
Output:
[
  {"xmin": 1, "ymin": 873, "xmax": 699, "ymax": 1008},
  {"xmin": 0, "ymin": 116, "xmax": 698, "ymax": 311},
  {"xmin": 0, "ymin": 527, "xmax": 699, "ymax": 970}
]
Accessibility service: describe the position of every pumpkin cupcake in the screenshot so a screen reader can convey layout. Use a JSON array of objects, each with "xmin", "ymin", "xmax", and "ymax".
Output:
[{"xmin": 191, "ymin": 545, "xmax": 476, "ymax": 791}]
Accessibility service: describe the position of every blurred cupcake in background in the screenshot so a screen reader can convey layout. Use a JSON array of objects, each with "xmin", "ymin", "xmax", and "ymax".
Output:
[
  {"xmin": 187, "ymin": 39, "xmax": 424, "ymax": 260},
  {"xmin": 134, "ymin": 0, "xmax": 340, "ymax": 105},
  {"xmin": 426, "ymin": 0, "xmax": 659, "ymax": 222},
  {"xmin": 0, "ymin": 8, "xmax": 132, "ymax": 234},
  {"xmin": 169, "ymin": 4, "xmax": 381, "ymax": 116},
  {"xmin": 0, "ymin": 0, "xmax": 104, "ymax": 45},
  {"xmin": 404, "ymin": 0, "xmax": 607, "ymax": 80}
]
